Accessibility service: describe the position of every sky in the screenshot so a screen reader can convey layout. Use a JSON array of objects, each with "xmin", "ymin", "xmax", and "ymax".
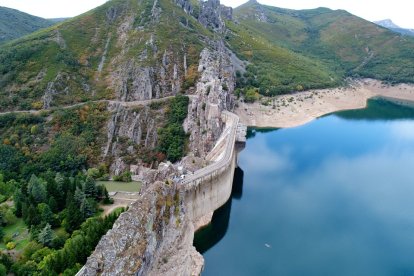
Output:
[{"xmin": 0, "ymin": 0, "xmax": 413, "ymax": 29}]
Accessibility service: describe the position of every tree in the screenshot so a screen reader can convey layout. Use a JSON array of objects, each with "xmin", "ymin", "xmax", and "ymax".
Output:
[
  {"xmin": 0, "ymin": 263, "xmax": 6, "ymax": 276},
  {"xmin": 37, "ymin": 203, "xmax": 54, "ymax": 227},
  {"xmin": 84, "ymin": 177, "xmax": 97, "ymax": 198},
  {"xmin": 80, "ymin": 198, "xmax": 95, "ymax": 218},
  {"xmin": 14, "ymin": 189, "xmax": 25, "ymax": 217},
  {"xmin": 48, "ymin": 197, "xmax": 58, "ymax": 213},
  {"xmin": 38, "ymin": 224, "xmax": 54, "ymax": 247},
  {"xmin": 244, "ymin": 88, "xmax": 259, "ymax": 103},
  {"xmin": 64, "ymin": 200, "xmax": 83, "ymax": 233},
  {"xmin": 25, "ymin": 205, "xmax": 40, "ymax": 226},
  {"xmin": 28, "ymin": 175, "xmax": 47, "ymax": 203},
  {"xmin": 0, "ymin": 144, "xmax": 26, "ymax": 179},
  {"xmin": 74, "ymin": 188, "xmax": 85, "ymax": 205}
]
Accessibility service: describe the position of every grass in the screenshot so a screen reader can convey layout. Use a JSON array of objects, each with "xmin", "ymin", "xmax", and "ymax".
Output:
[
  {"xmin": 0, "ymin": 219, "xmax": 30, "ymax": 252},
  {"xmin": 97, "ymin": 180, "xmax": 142, "ymax": 193}
]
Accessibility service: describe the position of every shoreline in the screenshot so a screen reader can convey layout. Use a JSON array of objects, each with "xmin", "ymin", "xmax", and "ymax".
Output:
[{"xmin": 235, "ymin": 79, "xmax": 414, "ymax": 128}]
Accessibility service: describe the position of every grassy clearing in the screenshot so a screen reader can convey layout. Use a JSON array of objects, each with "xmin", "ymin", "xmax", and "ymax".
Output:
[
  {"xmin": 0, "ymin": 219, "xmax": 29, "ymax": 252},
  {"xmin": 97, "ymin": 180, "xmax": 142, "ymax": 193}
]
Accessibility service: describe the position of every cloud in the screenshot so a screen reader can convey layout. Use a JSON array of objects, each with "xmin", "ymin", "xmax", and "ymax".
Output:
[{"xmin": 390, "ymin": 121, "xmax": 414, "ymax": 141}]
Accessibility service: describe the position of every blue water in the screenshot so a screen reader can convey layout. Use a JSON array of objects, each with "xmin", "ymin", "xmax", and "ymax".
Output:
[{"xmin": 194, "ymin": 99, "xmax": 414, "ymax": 276}]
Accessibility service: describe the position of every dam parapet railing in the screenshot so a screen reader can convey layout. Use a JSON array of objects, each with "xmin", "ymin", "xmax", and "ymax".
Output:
[{"xmin": 181, "ymin": 111, "xmax": 246, "ymax": 222}]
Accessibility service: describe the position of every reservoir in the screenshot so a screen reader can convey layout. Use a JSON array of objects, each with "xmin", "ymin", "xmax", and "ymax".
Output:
[{"xmin": 194, "ymin": 99, "xmax": 414, "ymax": 276}]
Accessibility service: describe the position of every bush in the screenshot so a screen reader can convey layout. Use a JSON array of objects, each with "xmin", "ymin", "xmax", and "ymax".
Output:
[
  {"xmin": 3, "ymin": 234, "xmax": 12, "ymax": 244},
  {"xmin": 113, "ymin": 171, "xmax": 132, "ymax": 182},
  {"xmin": 6, "ymin": 242, "xmax": 16, "ymax": 250}
]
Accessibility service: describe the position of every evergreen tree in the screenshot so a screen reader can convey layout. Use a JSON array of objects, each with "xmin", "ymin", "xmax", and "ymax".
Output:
[
  {"xmin": 54, "ymin": 173, "xmax": 66, "ymax": 210},
  {"xmin": 48, "ymin": 196, "xmax": 58, "ymax": 213},
  {"xmin": 84, "ymin": 177, "xmax": 97, "ymax": 198},
  {"xmin": 64, "ymin": 200, "xmax": 83, "ymax": 233},
  {"xmin": 80, "ymin": 198, "xmax": 95, "ymax": 218},
  {"xmin": 28, "ymin": 175, "xmax": 47, "ymax": 203},
  {"xmin": 37, "ymin": 203, "xmax": 54, "ymax": 227},
  {"xmin": 25, "ymin": 205, "xmax": 40, "ymax": 226},
  {"xmin": 73, "ymin": 187, "xmax": 85, "ymax": 205},
  {"xmin": 13, "ymin": 189, "xmax": 24, "ymax": 217},
  {"xmin": 38, "ymin": 223, "xmax": 54, "ymax": 247},
  {"xmin": 54, "ymin": 173, "xmax": 64, "ymax": 195}
]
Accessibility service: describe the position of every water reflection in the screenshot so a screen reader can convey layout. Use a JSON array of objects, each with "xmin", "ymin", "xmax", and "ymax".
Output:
[
  {"xmin": 196, "ymin": 99, "xmax": 414, "ymax": 276},
  {"xmin": 193, "ymin": 167, "xmax": 244, "ymax": 254},
  {"xmin": 334, "ymin": 98, "xmax": 414, "ymax": 121}
]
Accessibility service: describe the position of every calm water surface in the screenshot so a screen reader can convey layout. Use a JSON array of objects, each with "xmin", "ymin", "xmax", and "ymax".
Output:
[{"xmin": 194, "ymin": 99, "xmax": 414, "ymax": 276}]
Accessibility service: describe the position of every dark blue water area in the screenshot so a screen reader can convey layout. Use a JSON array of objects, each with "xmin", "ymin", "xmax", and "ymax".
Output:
[{"xmin": 194, "ymin": 99, "xmax": 414, "ymax": 276}]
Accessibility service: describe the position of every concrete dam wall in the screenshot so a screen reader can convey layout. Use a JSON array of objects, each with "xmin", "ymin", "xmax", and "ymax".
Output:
[
  {"xmin": 182, "ymin": 111, "xmax": 241, "ymax": 224},
  {"xmin": 78, "ymin": 111, "xmax": 246, "ymax": 275}
]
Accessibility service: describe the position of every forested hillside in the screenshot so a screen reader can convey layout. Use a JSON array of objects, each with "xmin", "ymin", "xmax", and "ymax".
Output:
[
  {"xmin": 1, "ymin": 0, "xmax": 414, "ymax": 274},
  {"xmin": 0, "ymin": 7, "xmax": 53, "ymax": 44},
  {"xmin": 229, "ymin": 0, "xmax": 414, "ymax": 97}
]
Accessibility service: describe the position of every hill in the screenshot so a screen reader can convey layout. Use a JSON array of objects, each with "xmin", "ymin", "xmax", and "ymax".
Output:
[
  {"xmin": 228, "ymin": 0, "xmax": 414, "ymax": 95},
  {"xmin": 374, "ymin": 19, "xmax": 414, "ymax": 37},
  {"xmin": 0, "ymin": 6, "xmax": 53, "ymax": 44},
  {"xmin": 1, "ymin": 0, "xmax": 414, "ymax": 273}
]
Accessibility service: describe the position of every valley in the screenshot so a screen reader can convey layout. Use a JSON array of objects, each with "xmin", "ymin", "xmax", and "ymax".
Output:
[{"xmin": 0, "ymin": 0, "xmax": 414, "ymax": 275}]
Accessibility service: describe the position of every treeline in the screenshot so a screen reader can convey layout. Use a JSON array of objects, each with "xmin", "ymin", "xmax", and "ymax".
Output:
[
  {"xmin": 16, "ymin": 173, "xmax": 110, "ymax": 235},
  {"xmin": 0, "ymin": 171, "xmax": 117, "ymax": 275},
  {"xmin": 8, "ymin": 210, "xmax": 123, "ymax": 275}
]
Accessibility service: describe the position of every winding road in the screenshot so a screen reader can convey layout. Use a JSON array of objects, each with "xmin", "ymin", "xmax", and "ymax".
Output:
[{"xmin": 0, "ymin": 95, "xmax": 197, "ymax": 116}]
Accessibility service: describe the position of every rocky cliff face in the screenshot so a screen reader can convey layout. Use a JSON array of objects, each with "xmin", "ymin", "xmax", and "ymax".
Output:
[
  {"xmin": 78, "ymin": 181, "xmax": 203, "ymax": 276},
  {"xmin": 79, "ymin": 0, "xmax": 244, "ymax": 274},
  {"xmin": 184, "ymin": 40, "xmax": 237, "ymax": 159},
  {"xmin": 198, "ymin": 0, "xmax": 232, "ymax": 32},
  {"xmin": 104, "ymin": 103, "xmax": 160, "ymax": 175}
]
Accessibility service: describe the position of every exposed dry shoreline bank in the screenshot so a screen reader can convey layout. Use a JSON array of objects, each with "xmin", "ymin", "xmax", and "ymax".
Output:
[{"xmin": 236, "ymin": 79, "xmax": 414, "ymax": 128}]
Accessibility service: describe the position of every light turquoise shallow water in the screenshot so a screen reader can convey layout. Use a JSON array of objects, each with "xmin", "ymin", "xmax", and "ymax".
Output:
[{"xmin": 194, "ymin": 99, "xmax": 414, "ymax": 276}]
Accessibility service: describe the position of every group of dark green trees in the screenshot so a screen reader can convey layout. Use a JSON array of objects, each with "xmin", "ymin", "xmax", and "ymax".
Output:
[
  {"xmin": 0, "ymin": 168, "xmax": 121, "ymax": 275},
  {"xmin": 158, "ymin": 95, "xmax": 189, "ymax": 162}
]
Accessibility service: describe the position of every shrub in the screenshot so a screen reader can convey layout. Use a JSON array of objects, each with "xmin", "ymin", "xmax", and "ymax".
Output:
[
  {"xmin": 6, "ymin": 242, "xmax": 16, "ymax": 250},
  {"xmin": 113, "ymin": 171, "xmax": 132, "ymax": 182}
]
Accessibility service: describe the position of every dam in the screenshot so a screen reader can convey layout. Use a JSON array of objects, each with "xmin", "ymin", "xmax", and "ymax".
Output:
[{"xmin": 77, "ymin": 111, "xmax": 246, "ymax": 275}]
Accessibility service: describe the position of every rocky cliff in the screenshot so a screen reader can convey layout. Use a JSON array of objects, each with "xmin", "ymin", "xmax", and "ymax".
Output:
[
  {"xmin": 77, "ymin": 181, "xmax": 203, "ymax": 276},
  {"xmin": 80, "ymin": 0, "xmax": 242, "ymax": 275},
  {"xmin": 184, "ymin": 40, "xmax": 237, "ymax": 159}
]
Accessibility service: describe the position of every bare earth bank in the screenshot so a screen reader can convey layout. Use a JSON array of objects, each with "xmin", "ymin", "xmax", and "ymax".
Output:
[{"xmin": 236, "ymin": 79, "xmax": 414, "ymax": 128}]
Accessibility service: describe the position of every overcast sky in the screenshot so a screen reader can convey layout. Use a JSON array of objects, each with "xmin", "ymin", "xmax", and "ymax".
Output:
[{"xmin": 0, "ymin": 0, "xmax": 413, "ymax": 28}]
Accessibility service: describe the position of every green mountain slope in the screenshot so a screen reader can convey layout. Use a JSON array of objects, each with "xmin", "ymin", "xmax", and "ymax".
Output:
[
  {"xmin": 228, "ymin": 0, "xmax": 414, "ymax": 95},
  {"xmin": 0, "ymin": 0, "xmax": 209, "ymax": 111},
  {"xmin": 0, "ymin": 6, "xmax": 53, "ymax": 44}
]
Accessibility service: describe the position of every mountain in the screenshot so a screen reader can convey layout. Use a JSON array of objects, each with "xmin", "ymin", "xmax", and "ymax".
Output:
[
  {"xmin": 48, "ymin": 18, "xmax": 70, "ymax": 23},
  {"xmin": 2, "ymin": 0, "xmax": 414, "ymax": 112},
  {"xmin": 227, "ymin": 1, "xmax": 414, "ymax": 95},
  {"xmin": 2, "ymin": 0, "xmax": 414, "ymax": 274},
  {"xmin": 375, "ymin": 19, "xmax": 400, "ymax": 29},
  {"xmin": 0, "ymin": 6, "xmax": 54, "ymax": 44},
  {"xmin": 374, "ymin": 19, "xmax": 414, "ymax": 37}
]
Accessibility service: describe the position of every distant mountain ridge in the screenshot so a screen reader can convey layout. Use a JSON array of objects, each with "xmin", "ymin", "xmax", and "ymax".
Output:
[
  {"xmin": 0, "ymin": 6, "xmax": 53, "ymax": 44},
  {"xmin": 374, "ymin": 19, "xmax": 414, "ymax": 36}
]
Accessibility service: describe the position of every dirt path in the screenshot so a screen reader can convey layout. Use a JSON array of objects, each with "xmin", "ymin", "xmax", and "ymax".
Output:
[
  {"xmin": 101, "ymin": 194, "xmax": 140, "ymax": 216},
  {"xmin": 0, "ymin": 95, "xmax": 196, "ymax": 116}
]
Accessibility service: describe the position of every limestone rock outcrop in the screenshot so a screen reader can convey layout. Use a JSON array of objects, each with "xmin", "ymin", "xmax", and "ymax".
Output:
[
  {"xmin": 78, "ymin": 181, "xmax": 202, "ymax": 276},
  {"xmin": 198, "ymin": 0, "xmax": 233, "ymax": 32},
  {"xmin": 184, "ymin": 40, "xmax": 236, "ymax": 159}
]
